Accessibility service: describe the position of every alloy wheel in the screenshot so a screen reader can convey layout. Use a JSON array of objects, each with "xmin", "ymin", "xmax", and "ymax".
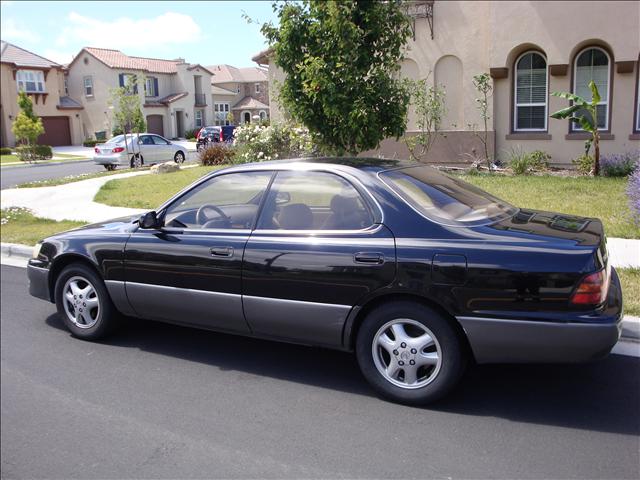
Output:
[
  {"xmin": 62, "ymin": 276, "xmax": 101, "ymax": 329},
  {"xmin": 371, "ymin": 319, "xmax": 442, "ymax": 389}
]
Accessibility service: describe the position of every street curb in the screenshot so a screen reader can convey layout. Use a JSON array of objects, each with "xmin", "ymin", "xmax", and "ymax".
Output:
[{"xmin": 1, "ymin": 242, "xmax": 638, "ymax": 343}]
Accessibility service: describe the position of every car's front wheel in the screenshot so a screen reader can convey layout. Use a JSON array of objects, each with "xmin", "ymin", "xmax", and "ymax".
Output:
[
  {"xmin": 356, "ymin": 301, "xmax": 466, "ymax": 405},
  {"xmin": 174, "ymin": 151, "xmax": 185, "ymax": 163},
  {"xmin": 54, "ymin": 263, "xmax": 120, "ymax": 340}
]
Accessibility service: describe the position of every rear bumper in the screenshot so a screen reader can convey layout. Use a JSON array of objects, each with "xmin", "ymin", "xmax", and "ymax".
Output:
[
  {"xmin": 458, "ymin": 267, "xmax": 624, "ymax": 364},
  {"xmin": 94, "ymin": 153, "xmax": 127, "ymax": 165},
  {"xmin": 27, "ymin": 262, "xmax": 51, "ymax": 302}
]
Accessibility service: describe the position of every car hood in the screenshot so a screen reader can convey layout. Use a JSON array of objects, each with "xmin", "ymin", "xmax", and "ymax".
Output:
[{"xmin": 48, "ymin": 214, "xmax": 141, "ymax": 239}]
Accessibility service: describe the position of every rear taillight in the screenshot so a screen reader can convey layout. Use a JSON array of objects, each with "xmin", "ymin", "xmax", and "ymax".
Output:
[
  {"xmin": 220, "ymin": 129, "xmax": 224, "ymax": 142},
  {"xmin": 570, "ymin": 268, "xmax": 610, "ymax": 306},
  {"xmin": 112, "ymin": 147, "xmax": 125, "ymax": 153},
  {"xmin": 94, "ymin": 147, "xmax": 100, "ymax": 153}
]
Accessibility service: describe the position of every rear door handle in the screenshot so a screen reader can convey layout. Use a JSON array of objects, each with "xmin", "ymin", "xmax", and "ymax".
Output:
[
  {"xmin": 354, "ymin": 252, "xmax": 385, "ymax": 265},
  {"xmin": 210, "ymin": 246, "xmax": 234, "ymax": 257}
]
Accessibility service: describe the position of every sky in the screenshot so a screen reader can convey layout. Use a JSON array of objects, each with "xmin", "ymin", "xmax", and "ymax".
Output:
[{"xmin": 0, "ymin": 0, "xmax": 279, "ymax": 67}]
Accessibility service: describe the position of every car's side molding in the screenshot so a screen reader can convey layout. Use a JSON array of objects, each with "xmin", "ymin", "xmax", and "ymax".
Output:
[
  {"xmin": 456, "ymin": 316, "xmax": 620, "ymax": 364},
  {"xmin": 243, "ymin": 295, "xmax": 352, "ymax": 347},
  {"xmin": 104, "ymin": 280, "xmax": 137, "ymax": 317}
]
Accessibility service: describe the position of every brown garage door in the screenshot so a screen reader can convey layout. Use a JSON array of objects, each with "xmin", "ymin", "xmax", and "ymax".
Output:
[
  {"xmin": 147, "ymin": 115, "xmax": 164, "ymax": 136},
  {"xmin": 38, "ymin": 116, "xmax": 71, "ymax": 146}
]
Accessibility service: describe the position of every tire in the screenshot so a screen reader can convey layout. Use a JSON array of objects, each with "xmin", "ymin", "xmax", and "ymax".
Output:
[
  {"xmin": 174, "ymin": 151, "xmax": 185, "ymax": 163},
  {"xmin": 355, "ymin": 301, "xmax": 466, "ymax": 405},
  {"xmin": 130, "ymin": 155, "xmax": 143, "ymax": 168},
  {"xmin": 54, "ymin": 263, "xmax": 120, "ymax": 341},
  {"xmin": 104, "ymin": 164, "xmax": 117, "ymax": 171}
]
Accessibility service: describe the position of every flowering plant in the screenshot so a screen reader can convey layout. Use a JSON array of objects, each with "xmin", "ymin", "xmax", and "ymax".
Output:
[{"xmin": 232, "ymin": 122, "xmax": 318, "ymax": 163}]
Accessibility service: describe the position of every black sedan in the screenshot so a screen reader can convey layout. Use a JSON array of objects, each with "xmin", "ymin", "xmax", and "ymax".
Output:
[{"xmin": 27, "ymin": 158, "xmax": 623, "ymax": 404}]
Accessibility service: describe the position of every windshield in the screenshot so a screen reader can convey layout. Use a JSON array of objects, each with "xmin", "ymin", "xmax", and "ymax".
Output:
[
  {"xmin": 380, "ymin": 166, "xmax": 517, "ymax": 226},
  {"xmin": 105, "ymin": 135, "xmax": 125, "ymax": 144}
]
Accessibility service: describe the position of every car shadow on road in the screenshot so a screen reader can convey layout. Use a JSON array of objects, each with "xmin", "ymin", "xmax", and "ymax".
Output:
[{"xmin": 45, "ymin": 314, "xmax": 640, "ymax": 436}]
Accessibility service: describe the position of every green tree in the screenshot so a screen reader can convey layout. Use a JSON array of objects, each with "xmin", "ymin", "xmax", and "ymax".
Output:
[
  {"xmin": 11, "ymin": 92, "xmax": 44, "ymax": 162},
  {"xmin": 109, "ymin": 74, "xmax": 146, "ymax": 135},
  {"xmin": 261, "ymin": 0, "xmax": 412, "ymax": 155},
  {"xmin": 403, "ymin": 76, "xmax": 446, "ymax": 161},
  {"xmin": 471, "ymin": 73, "xmax": 492, "ymax": 170},
  {"xmin": 550, "ymin": 81, "xmax": 602, "ymax": 176}
]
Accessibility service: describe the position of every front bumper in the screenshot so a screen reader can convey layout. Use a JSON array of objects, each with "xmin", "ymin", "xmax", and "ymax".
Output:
[
  {"xmin": 457, "ymin": 267, "xmax": 623, "ymax": 364},
  {"xmin": 27, "ymin": 261, "xmax": 52, "ymax": 302}
]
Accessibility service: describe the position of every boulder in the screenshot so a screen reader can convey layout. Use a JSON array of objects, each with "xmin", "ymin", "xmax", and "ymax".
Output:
[{"xmin": 151, "ymin": 161, "xmax": 180, "ymax": 174}]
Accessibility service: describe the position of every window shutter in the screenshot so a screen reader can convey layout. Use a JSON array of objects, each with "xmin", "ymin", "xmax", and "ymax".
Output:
[
  {"xmin": 133, "ymin": 77, "xmax": 138, "ymax": 94},
  {"xmin": 154, "ymin": 78, "xmax": 159, "ymax": 97},
  {"xmin": 119, "ymin": 73, "xmax": 124, "ymax": 87}
]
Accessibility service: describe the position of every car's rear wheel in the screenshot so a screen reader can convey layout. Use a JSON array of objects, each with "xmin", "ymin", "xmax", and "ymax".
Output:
[
  {"xmin": 130, "ymin": 154, "xmax": 143, "ymax": 168},
  {"xmin": 174, "ymin": 151, "xmax": 185, "ymax": 163},
  {"xmin": 355, "ymin": 301, "xmax": 466, "ymax": 405},
  {"xmin": 54, "ymin": 263, "xmax": 119, "ymax": 340},
  {"xmin": 104, "ymin": 164, "xmax": 117, "ymax": 171}
]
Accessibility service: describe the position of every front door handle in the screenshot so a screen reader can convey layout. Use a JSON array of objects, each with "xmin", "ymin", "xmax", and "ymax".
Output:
[
  {"xmin": 210, "ymin": 246, "xmax": 234, "ymax": 257},
  {"xmin": 354, "ymin": 252, "xmax": 385, "ymax": 265}
]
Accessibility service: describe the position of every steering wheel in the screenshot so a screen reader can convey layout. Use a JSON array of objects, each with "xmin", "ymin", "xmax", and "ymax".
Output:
[{"xmin": 196, "ymin": 204, "xmax": 231, "ymax": 228}]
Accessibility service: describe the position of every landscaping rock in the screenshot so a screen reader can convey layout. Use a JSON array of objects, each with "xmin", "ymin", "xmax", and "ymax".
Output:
[{"xmin": 151, "ymin": 162, "xmax": 180, "ymax": 175}]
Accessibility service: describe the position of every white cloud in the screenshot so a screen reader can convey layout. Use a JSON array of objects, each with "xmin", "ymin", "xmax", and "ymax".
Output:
[
  {"xmin": 1, "ymin": 17, "xmax": 40, "ymax": 42},
  {"xmin": 55, "ymin": 11, "xmax": 202, "ymax": 50},
  {"xmin": 43, "ymin": 48, "xmax": 76, "ymax": 65}
]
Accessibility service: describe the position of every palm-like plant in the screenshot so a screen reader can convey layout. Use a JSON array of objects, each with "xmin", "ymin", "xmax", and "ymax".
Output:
[{"xmin": 550, "ymin": 81, "xmax": 602, "ymax": 175}]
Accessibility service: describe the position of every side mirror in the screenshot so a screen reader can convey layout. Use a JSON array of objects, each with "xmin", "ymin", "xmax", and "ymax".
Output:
[
  {"xmin": 139, "ymin": 211, "xmax": 162, "ymax": 229},
  {"xmin": 275, "ymin": 191, "xmax": 291, "ymax": 205}
]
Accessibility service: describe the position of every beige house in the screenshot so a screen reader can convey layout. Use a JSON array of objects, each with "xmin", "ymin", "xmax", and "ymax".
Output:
[
  {"xmin": 1, "ymin": 41, "xmax": 84, "ymax": 147},
  {"xmin": 256, "ymin": 0, "xmax": 640, "ymax": 166},
  {"xmin": 66, "ymin": 47, "xmax": 213, "ymax": 140},
  {"xmin": 208, "ymin": 65, "xmax": 269, "ymax": 125}
]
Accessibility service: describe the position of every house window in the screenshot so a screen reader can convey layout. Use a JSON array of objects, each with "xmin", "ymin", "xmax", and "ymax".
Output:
[
  {"xmin": 214, "ymin": 102, "xmax": 230, "ymax": 126},
  {"xmin": 64, "ymin": 76, "xmax": 69, "ymax": 96},
  {"xmin": 573, "ymin": 47, "xmax": 610, "ymax": 131},
  {"xmin": 118, "ymin": 73, "xmax": 138, "ymax": 95},
  {"xmin": 195, "ymin": 109, "xmax": 204, "ymax": 128},
  {"xmin": 84, "ymin": 76, "xmax": 93, "ymax": 97},
  {"xmin": 16, "ymin": 70, "xmax": 45, "ymax": 93},
  {"xmin": 236, "ymin": 85, "xmax": 241, "ymax": 93},
  {"xmin": 145, "ymin": 77, "xmax": 158, "ymax": 97},
  {"xmin": 255, "ymin": 83, "xmax": 261, "ymax": 93},
  {"xmin": 514, "ymin": 51, "xmax": 547, "ymax": 131},
  {"xmin": 259, "ymin": 110, "xmax": 267, "ymax": 121}
]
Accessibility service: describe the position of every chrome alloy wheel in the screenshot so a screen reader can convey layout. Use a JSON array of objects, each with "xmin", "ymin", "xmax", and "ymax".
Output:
[
  {"xmin": 372, "ymin": 319, "xmax": 442, "ymax": 389},
  {"xmin": 62, "ymin": 276, "xmax": 101, "ymax": 329}
]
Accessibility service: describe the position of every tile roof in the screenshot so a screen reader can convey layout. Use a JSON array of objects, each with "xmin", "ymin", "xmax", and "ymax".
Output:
[
  {"xmin": 232, "ymin": 96, "xmax": 269, "ymax": 110},
  {"xmin": 212, "ymin": 85, "xmax": 237, "ymax": 96},
  {"xmin": 144, "ymin": 92, "xmax": 188, "ymax": 107},
  {"xmin": 82, "ymin": 47, "xmax": 181, "ymax": 74},
  {"xmin": 0, "ymin": 40, "xmax": 61, "ymax": 68},
  {"xmin": 208, "ymin": 64, "xmax": 267, "ymax": 84},
  {"xmin": 57, "ymin": 96, "xmax": 83, "ymax": 109}
]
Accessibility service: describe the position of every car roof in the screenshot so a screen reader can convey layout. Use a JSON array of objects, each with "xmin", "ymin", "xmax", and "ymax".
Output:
[{"xmin": 221, "ymin": 157, "xmax": 420, "ymax": 175}]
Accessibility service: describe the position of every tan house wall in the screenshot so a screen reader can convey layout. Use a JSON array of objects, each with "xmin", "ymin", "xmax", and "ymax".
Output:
[
  {"xmin": 1, "ymin": 63, "xmax": 82, "ymax": 146},
  {"xmin": 211, "ymin": 80, "xmax": 269, "ymax": 124},
  {"xmin": 263, "ymin": 0, "xmax": 640, "ymax": 165}
]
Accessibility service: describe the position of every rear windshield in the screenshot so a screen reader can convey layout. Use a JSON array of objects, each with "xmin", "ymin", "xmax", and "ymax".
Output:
[
  {"xmin": 105, "ymin": 135, "xmax": 125, "ymax": 144},
  {"xmin": 380, "ymin": 166, "xmax": 517, "ymax": 226}
]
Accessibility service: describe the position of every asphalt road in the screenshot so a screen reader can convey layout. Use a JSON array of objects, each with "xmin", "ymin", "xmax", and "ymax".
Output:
[
  {"xmin": 1, "ymin": 264, "xmax": 639, "ymax": 479},
  {"xmin": 0, "ymin": 160, "xmax": 104, "ymax": 189}
]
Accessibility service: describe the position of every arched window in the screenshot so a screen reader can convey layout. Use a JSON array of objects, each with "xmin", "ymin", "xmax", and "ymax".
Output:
[
  {"xmin": 514, "ymin": 51, "xmax": 547, "ymax": 131},
  {"xmin": 242, "ymin": 111, "xmax": 251, "ymax": 124},
  {"xmin": 573, "ymin": 47, "xmax": 611, "ymax": 131},
  {"xmin": 259, "ymin": 110, "xmax": 266, "ymax": 121}
]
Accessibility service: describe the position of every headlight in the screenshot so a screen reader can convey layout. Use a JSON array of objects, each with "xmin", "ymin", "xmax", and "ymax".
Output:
[{"xmin": 32, "ymin": 242, "xmax": 43, "ymax": 259}]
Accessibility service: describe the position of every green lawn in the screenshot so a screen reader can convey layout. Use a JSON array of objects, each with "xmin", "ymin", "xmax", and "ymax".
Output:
[
  {"xmin": 460, "ymin": 174, "xmax": 638, "ymax": 239},
  {"xmin": 94, "ymin": 166, "xmax": 219, "ymax": 209},
  {"xmin": 618, "ymin": 268, "xmax": 640, "ymax": 316},
  {"xmin": 17, "ymin": 166, "xmax": 151, "ymax": 188},
  {"xmin": 0, "ymin": 207, "xmax": 85, "ymax": 246},
  {"xmin": 0, "ymin": 154, "xmax": 19, "ymax": 165},
  {"xmin": 1, "ymin": 152, "xmax": 89, "ymax": 167}
]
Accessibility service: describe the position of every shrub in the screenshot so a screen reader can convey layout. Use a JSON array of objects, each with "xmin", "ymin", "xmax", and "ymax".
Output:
[
  {"xmin": 33, "ymin": 144, "xmax": 52, "ymax": 160},
  {"xmin": 14, "ymin": 144, "xmax": 52, "ymax": 162},
  {"xmin": 628, "ymin": 168, "xmax": 640, "ymax": 225},
  {"xmin": 507, "ymin": 147, "xmax": 550, "ymax": 175},
  {"xmin": 0, "ymin": 147, "xmax": 12, "ymax": 155},
  {"xmin": 600, "ymin": 151, "xmax": 639, "ymax": 177},
  {"xmin": 185, "ymin": 128, "xmax": 200, "ymax": 140},
  {"xmin": 233, "ymin": 122, "xmax": 318, "ymax": 164},
  {"xmin": 199, "ymin": 143, "xmax": 235, "ymax": 166},
  {"xmin": 573, "ymin": 154, "xmax": 595, "ymax": 175},
  {"xmin": 83, "ymin": 139, "xmax": 99, "ymax": 147}
]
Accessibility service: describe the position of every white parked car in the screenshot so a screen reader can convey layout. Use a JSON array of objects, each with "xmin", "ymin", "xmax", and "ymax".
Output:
[{"xmin": 93, "ymin": 133, "xmax": 186, "ymax": 170}]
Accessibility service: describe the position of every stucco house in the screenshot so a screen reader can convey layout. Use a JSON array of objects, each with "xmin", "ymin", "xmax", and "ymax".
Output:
[
  {"xmin": 66, "ymin": 47, "xmax": 213, "ymax": 140},
  {"xmin": 208, "ymin": 64, "xmax": 269, "ymax": 125},
  {"xmin": 1, "ymin": 40, "xmax": 84, "ymax": 147},
  {"xmin": 255, "ymin": 0, "xmax": 639, "ymax": 166}
]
